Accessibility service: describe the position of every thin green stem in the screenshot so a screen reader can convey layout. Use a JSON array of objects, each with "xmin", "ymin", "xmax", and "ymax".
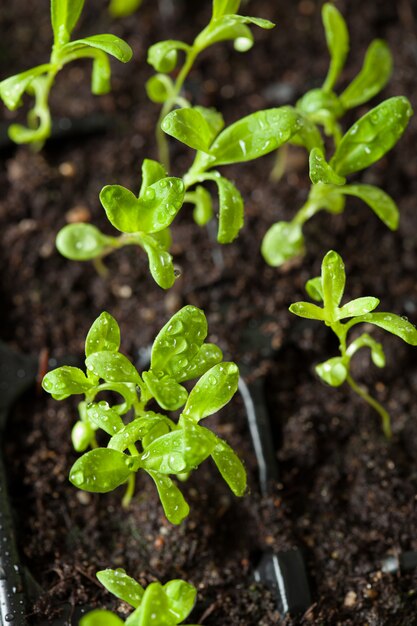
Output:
[
  {"xmin": 122, "ymin": 473, "xmax": 136, "ymax": 508},
  {"xmin": 156, "ymin": 48, "xmax": 198, "ymax": 169},
  {"xmin": 346, "ymin": 373, "xmax": 391, "ymax": 439}
]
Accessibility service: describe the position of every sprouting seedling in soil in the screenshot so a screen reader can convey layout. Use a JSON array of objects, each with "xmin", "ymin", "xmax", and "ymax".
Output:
[
  {"xmin": 80, "ymin": 569, "xmax": 201, "ymax": 626},
  {"xmin": 56, "ymin": 108, "xmax": 305, "ymax": 285},
  {"xmin": 109, "ymin": 0, "xmax": 143, "ymax": 18},
  {"xmin": 146, "ymin": 0, "xmax": 275, "ymax": 168},
  {"xmin": 56, "ymin": 159, "xmax": 185, "ymax": 289},
  {"xmin": 42, "ymin": 306, "xmax": 246, "ymax": 524},
  {"xmin": 0, "ymin": 0, "xmax": 132, "ymax": 148},
  {"xmin": 289, "ymin": 250, "xmax": 417, "ymax": 438},
  {"xmin": 261, "ymin": 3, "xmax": 413, "ymax": 268}
]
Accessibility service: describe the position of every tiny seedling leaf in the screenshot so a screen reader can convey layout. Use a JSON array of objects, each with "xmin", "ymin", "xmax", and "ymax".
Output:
[
  {"xmin": 289, "ymin": 302, "xmax": 325, "ymax": 321},
  {"xmin": 70, "ymin": 448, "xmax": 139, "ymax": 492},
  {"xmin": 261, "ymin": 221, "xmax": 305, "ymax": 267},
  {"xmin": 97, "ymin": 569, "xmax": 145, "ymax": 608},
  {"xmin": 316, "ymin": 357, "xmax": 347, "ymax": 387},
  {"xmin": 352, "ymin": 312, "xmax": 417, "ymax": 345},
  {"xmin": 86, "ymin": 312, "xmax": 121, "ymax": 357},
  {"xmin": 183, "ymin": 362, "xmax": 239, "ymax": 422},
  {"xmin": 0, "ymin": 64, "xmax": 53, "ymax": 110},
  {"xmin": 305, "ymin": 277, "xmax": 323, "ymax": 302},
  {"xmin": 80, "ymin": 610, "xmax": 124, "ymax": 626},
  {"xmin": 51, "ymin": 0, "xmax": 85, "ymax": 46},
  {"xmin": 161, "ymin": 108, "xmax": 216, "ymax": 153},
  {"xmin": 69, "ymin": 34, "xmax": 133, "ymax": 63},
  {"xmin": 85, "ymin": 351, "xmax": 141, "ymax": 384},
  {"xmin": 42, "ymin": 366, "xmax": 93, "ymax": 399},
  {"xmin": 56, "ymin": 223, "xmax": 111, "ymax": 261},
  {"xmin": 210, "ymin": 174, "xmax": 244, "ymax": 243},
  {"xmin": 147, "ymin": 40, "xmax": 190, "ymax": 73},
  {"xmin": 142, "ymin": 371, "xmax": 188, "ymax": 411},
  {"xmin": 338, "ymin": 297, "xmax": 380, "ymax": 319},
  {"xmin": 340, "ymin": 40, "xmax": 393, "ymax": 110},
  {"xmin": 339, "ymin": 184, "xmax": 399, "ymax": 231},
  {"xmin": 321, "ymin": 250, "xmax": 346, "ymax": 310},
  {"xmin": 86, "ymin": 402, "xmax": 125, "ymax": 435},
  {"xmin": 322, "ymin": 3, "xmax": 349, "ymax": 92},
  {"xmin": 309, "ymin": 148, "xmax": 346, "ymax": 185},
  {"xmin": 331, "ymin": 96, "xmax": 413, "ymax": 176},
  {"xmin": 164, "ymin": 579, "xmax": 197, "ymax": 622},
  {"xmin": 146, "ymin": 470, "xmax": 190, "ymax": 524},
  {"xmin": 211, "ymin": 439, "xmax": 247, "ymax": 496}
]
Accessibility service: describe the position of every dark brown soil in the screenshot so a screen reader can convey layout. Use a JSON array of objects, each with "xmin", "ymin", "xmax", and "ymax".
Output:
[{"xmin": 1, "ymin": 0, "xmax": 417, "ymax": 624}]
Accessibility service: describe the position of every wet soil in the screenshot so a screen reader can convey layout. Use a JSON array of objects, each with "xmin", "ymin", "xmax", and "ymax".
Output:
[{"xmin": 1, "ymin": 0, "xmax": 417, "ymax": 623}]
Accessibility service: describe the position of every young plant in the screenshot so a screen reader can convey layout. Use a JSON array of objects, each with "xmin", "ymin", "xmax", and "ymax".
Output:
[
  {"xmin": 42, "ymin": 306, "xmax": 246, "ymax": 524},
  {"xmin": 289, "ymin": 250, "xmax": 417, "ymax": 438},
  {"xmin": 56, "ymin": 159, "xmax": 185, "ymax": 289},
  {"xmin": 109, "ymin": 0, "xmax": 143, "ymax": 18},
  {"xmin": 0, "ymin": 0, "xmax": 132, "ymax": 147},
  {"xmin": 80, "ymin": 569, "xmax": 200, "ymax": 626},
  {"xmin": 146, "ymin": 0, "xmax": 275, "ymax": 168},
  {"xmin": 56, "ymin": 107, "xmax": 304, "ymax": 286},
  {"xmin": 261, "ymin": 3, "xmax": 413, "ymax": 267}
]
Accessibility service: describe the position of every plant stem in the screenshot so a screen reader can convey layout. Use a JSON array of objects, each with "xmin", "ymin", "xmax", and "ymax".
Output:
[
  {"xmin": 346, "ymin": 373, "xmax": 392, "ymax": 439},
  {"xmin": 156, "ymin": 48, "xmax": 198, "ymax": 170},
  {"xmin": 122, "ymin": 473, "xmax": 136, "ymax": 508}
]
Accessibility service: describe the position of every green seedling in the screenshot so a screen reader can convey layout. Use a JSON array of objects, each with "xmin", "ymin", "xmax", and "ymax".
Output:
[
  {"xmin": 109, "ymin": 0, "xmax": 143, "ymax": 18},
  {"xmin": 0, "ymin": 0, "xmax": 132, "ymax": 147},
  {"xmin": 262, "ymin": 3, "xmax": 412, "ymax": 267},
  {"xmin": 56, "ymin": 107, "xmax": 305, "ymax": 286},
  {"xmin": 80, "ymin": 569, "xmax": 200, "ymax": 626},
  {"xmin": 146, "ymin": 0, "xmax": 275, "ymax": 167},
  {"xmin": 289, "ymin": 250, "xmax": 417, "ymax": 438},
  {"xmin": 56, "ymin": 159, "xmax": 185, "ymax": 289},
  {"xmin": 42, "ymin": 306, "xmax": 246, "ymax": 524}
]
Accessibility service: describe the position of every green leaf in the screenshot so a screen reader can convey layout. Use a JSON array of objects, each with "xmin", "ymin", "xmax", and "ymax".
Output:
[
  {"xmin": 100, "ymin": 177, "xmax": 184, "ymax": 234},
  {"xmin": 85, "ymin": 312, "xmax": 120, "ymax": 357},
  {"xmin": 142, "ymin": 371, "xmax": 188, "ymax": 411},
  {"xmin": 97, "ymin": 569, "xmax": 144, "ymax": 608},
  {"xmin": 51, "ymin": 0, "xmax": 85, "ymax": 46},
  {"xmin": 69, "ymin": 34, "xmax": 133, "ymax": 62},
  {"xmin": 339, "ymin": 184, "xmax": 399, "ymax": 231},
  {"xmin": 164, "ymin": 580, "xmax": 196, "ymax": 621},
  {"xmin": 208, "ymin": 107, "xmax": 302, "ymax": 166},
  {"xmin": 162, "ymin": 108, "xmax": 216, "ymax": 153},
  {"xmin": 321, "ymin": 250, "xmax": 346, "ymax": 310},
  {"xmin": 86, "ymin": 351, "xmax": 141, "ymax": 384},
  {"xmin": 147, "ymin": 40, "xmax": 190, "ymax": 73},
  {"xmin": 146, "ymin": 470, "xmax": 190, "ymax": 524},
  {"xmin": 0, "ymin": 65, "xmax": 53, "ymax": 110},
  {"xmin": 305, "ymin": 277, "xmax": 323, "ymax": 302},
  {"xmin": 351, "ymin": 312, "xmax": 417, "ymax": 345},
  {"xmin": 141, "ymin": 419, "xmax": 216, "ymax": 474},
  {"xmin": 289, "ymin": 302, "xmax": 325, "ymax": 321},
  {"xmin": 109, "ymin": 413, "xmax": 173, "ymax": 451},
  {"xmin": 86, "ymin": 402, "xmax": 125, "ymax": 435},
  {"xmin": 309, "ymin": 148, "xmax": 346, "ymax": 185},
  {"xmin": 80, "ymin": 610, "xmax": 124, "ymax": 626},
  {"xmin": 316, "ymin": 357, "xmax": 347, "ymax": 387},
  {"xmin": 340, "ymin": 40, "xmax": 393, "ymax": 110},
  {"xmin": 183, "ymin": 362, "xmax": 239, "ymax": 422},
  {"xmin": 42, "ymin": 366, "xmax": 93, "ymax": 399},
  {"xmin": 150, "ymin": 306, "xmax": 212, "ymax": 381},
  {"xmin": 146, "ymin": 74, "xmax": 173, "ymax": 103},
  {"xmin": 321, "ymin": 3, "xmax": 349, "ymax": 92},
  {"xmin": 69, "ymin": 448, "xmax": 139, "ymax": 492},
  {"xmin": 71, "ymin": 420, "xmax": 95, "ymax": 452},
  {"xmin": 347, "ymin": 333, "xmax": 386, "ymax": 367},
  {"xmin": 211, "ymin": 439, "xmax": 246, "ymax": 496},
  {"xmin": 338, "ymin": 297, "xmax": 380, "ymax": 319},
  {"xmin": 56, "ymin": 223, "xmax": 111, "ymax": 261},
  {"xmin": 186, "ymin": 186, "xmax": 214, "ymax": 227},
  {"xmin": 261, "ymin": 221, "xmax": 305, "ymax": 267},
  {"xmin": 331, "ymin": 97, "xmax": 413, "ymax": 176},
  {"xmin": 141, "ymin": 234, "xmax": 176, "ymax": 290},
  {"xmin": 212, "ymin": 0, "xmax": 241, "ymax": 18},
  {"xmin": 194, "ymin": 105, "xmax": 225, "ymax": 137},
  {"xmin": 290, "ymin": 113, "xmax": 324, "ymax": 152},
  {"xmin": 211, "ymin": 174, "xmax": 244, "ymax": 244},
  {"xmin": 136, "ymin": 583, "xmax": 172, "ymax": 626},
  {"xmin": 140, "ymin": 159, "xmax": 167, "ymax": 194},
  {"xmin": 91, "ymin": 53, "xmax": 111, "ymax": 94},
  {"xmin": 296, "ymin": 88, "xmax": 344, "ymax": 120},
  {"xmin": 196, "ymin": 14, "xmax": 274, "ymax": 53},
  {"xmin": 109, "ymin": 0, "xmax": 143, "ymax": 18}
]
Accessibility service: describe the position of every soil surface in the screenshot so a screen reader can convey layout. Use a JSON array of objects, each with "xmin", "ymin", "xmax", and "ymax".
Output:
[{"xmin": 1, "ymin": 0, "xmax": 417, "ymax": 624}]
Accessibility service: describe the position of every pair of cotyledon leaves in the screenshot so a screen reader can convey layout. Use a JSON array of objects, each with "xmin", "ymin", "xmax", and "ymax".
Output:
[
  {"xmin": 81, "ymin": 569, "xmax": 200, "ymax": 626},
  {"xmin": 290, "ymin": 251, "xmax": 417, "ymax": 387},
  {"xmin": 0, "ymin": 0, "xmax": 132, "ymax": 144},
  {"xmin": 42, "ymin": 306, "xmax": 247, "ymax": 524}
]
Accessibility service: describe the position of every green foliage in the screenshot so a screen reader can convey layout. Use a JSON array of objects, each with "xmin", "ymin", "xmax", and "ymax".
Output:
[
  {"xmin": 42, "ymin": 307, "xmax": 246, "ymax": 523},
  {"xmin": 289, "ymin": 250, "xmax": 417, "ymax": 437},
  {"xmin": 0, "ymin": 0, "xmax": 132, "ymax": 147},
  {"xmin": 262, "ymin": 3, "xmax": 411, "ymax": 267},
  {"xmin": 56, "ymin": 159, "xmax": 185, "ymax": 289},
  {"xmin": 146, "ymin": 0, "xmax": 275, "ymax": 168},
  {"xmin": 109, "ymin": 0, "xmax": 143, "ymax": 18},
  {"xmin": 80, "ymin": 569, "xmax": 200, "ymax": 626}
]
